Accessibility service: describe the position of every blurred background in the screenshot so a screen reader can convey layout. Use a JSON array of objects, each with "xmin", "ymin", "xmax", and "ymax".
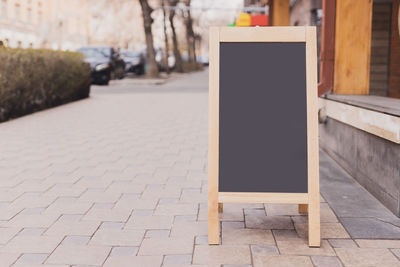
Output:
[
  {"xmin": 2, "ymin": 0, "xmax": 397, "ymax": 99},
  {"xmin": 0, "ymin": 0, "xmax": 244, "ymax": 51},
  {"xmin": 0, "ymin": 0, "xmax": 399, "ymax": 99},
  {"xmin": 0, "ymin": 0, "xmax": 321, "ymax": 81}
]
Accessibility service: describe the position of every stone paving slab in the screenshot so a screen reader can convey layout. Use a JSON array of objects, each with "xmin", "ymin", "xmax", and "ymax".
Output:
[
  {"xmin": 0, "ymin": 70, "xmax": 399, "ymax": 266},
  {"xmin": 320, "ymin": 150, "xmax": 400, "ymax": 238}
]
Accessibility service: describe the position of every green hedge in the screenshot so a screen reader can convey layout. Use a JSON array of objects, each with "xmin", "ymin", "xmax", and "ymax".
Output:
[{"xmin": 0, "ymin": 48, "xmax": 91, "ymax": 122}]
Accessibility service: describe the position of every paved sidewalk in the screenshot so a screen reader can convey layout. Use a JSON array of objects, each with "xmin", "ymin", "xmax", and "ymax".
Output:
[{"xmin": 0, "ymin": 69, "xmax": 400, "ymax": 266}]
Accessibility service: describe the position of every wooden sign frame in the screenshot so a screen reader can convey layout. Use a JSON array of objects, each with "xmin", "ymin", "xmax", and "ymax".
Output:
[{"xmin": 208, "ymin": 26, "xmax": 320, "ymax": 247}]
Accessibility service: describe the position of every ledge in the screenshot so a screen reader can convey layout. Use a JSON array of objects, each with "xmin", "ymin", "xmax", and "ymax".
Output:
[
  {"xmin": 324, "ymin": 94, "xmax": 400, "ymax": 117},
  {"xmin": 319, "ymin": 94, "xmax": 400, "ymax": 144}
]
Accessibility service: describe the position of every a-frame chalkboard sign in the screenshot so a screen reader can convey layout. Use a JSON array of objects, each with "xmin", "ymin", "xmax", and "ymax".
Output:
[{"xmin": 208, "ymin": 26, "xmax": 320, "ymax": 247}]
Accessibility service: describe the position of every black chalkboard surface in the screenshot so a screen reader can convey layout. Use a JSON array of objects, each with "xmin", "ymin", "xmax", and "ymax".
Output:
[{"xmin": 218, "ymin": 42, "xmax": 308, "ymax": 193}]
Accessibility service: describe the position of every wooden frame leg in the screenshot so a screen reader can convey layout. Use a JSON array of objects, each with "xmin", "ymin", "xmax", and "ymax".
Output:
[
  {"xmin": 208, "ymin": 199, "xmax": 220, "ymax": 244},
  {"xmin": 298, "ymin": 204, "xmax": 308, "ymax": 214},
  {"xmin": 308, "ymin": 197, "xmax": 320, "ymax": 247},
  {"xmin": 208, "ymin": 26, "xmax": 220, "ymax": 245},
  {"xmin": 218, "ymin": 203, "xmax": 223, "ymax": 212}
]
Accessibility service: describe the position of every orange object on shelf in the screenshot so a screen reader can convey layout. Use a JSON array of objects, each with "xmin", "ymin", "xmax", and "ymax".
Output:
[{"xmin": 251, "ymin": 14, "xmax": 269, "ymax": 26}]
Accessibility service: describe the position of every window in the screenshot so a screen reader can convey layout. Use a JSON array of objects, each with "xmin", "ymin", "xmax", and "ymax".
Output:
[
  {"xmin": 37, "ymin": 11, "xmax": 42, "ymax": 24},
  {"xmin": 1, "ymin": 0, "xmax": 7, "ymax": 18},
  {"xmin": 27, "ymin": 8, "xmax": 31, "ymax": 22},
  {"xmin": 37, "ymin": 1, "xmax": 42, "ymax": 25},
  {"xmin": 14, "ymin": 4, "xmax": 20, "ymax": 21}
]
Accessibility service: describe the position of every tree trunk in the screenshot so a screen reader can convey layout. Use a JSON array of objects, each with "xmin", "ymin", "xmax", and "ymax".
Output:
[
  {"xmin": 161, "ymin": 0, "xmax": 170, "ymax": 74},
  {"xmin": 169, "ymin": 0, "xmax": 184, "ymax": 73},
  {"xmin": 139, "ymin": 0, "xmax": 159, "ymax": 78},
  {"xmin": 184, "ymin": 0, "xmax": 196, "ymax": 66}
]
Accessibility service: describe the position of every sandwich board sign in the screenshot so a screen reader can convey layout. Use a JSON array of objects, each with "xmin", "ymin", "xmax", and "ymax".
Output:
[{"xmin": 208, "ymin": 26, "xmax": 320, "ymax": 247}]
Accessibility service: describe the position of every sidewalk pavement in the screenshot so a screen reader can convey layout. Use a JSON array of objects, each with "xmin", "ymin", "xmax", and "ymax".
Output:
[
  {"xmin": 108, "ymin": 72, "xmax": 187, "ymax": 87},
  {"xmin": 0, "ymin": 69, "xmax": 399, "ymax": 266}
]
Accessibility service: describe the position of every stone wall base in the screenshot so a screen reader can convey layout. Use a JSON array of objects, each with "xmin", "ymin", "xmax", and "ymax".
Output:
[{"xmin": 320, "ymin": 118, "xmax": 400, "ymax": 217}]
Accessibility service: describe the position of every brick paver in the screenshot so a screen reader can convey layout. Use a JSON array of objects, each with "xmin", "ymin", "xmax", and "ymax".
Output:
[{"xmin": 0, "ymin": 70, "xmax": 399, "ymax": 266}]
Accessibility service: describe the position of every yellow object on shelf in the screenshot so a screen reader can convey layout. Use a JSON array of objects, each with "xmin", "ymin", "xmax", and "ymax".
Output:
[{"xmin": 235, "ymin": 13, "xmax": 251, "ymax": 27}]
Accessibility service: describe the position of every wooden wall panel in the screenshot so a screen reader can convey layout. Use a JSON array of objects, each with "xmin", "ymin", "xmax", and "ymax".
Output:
[
  {"xmin": 318, "ymin": 0, "xmax": 336, "ymax": 96},
  {"xmin": 389, "ymin": 0, "xmax": 400, "ymax": 98},
  {"xmin": 334, "ymin": 0, "xmax": 373, "ymax": 95},
  {"xmin": 271, "ymin": 0, "xmax": 290, "ymax": 26}
]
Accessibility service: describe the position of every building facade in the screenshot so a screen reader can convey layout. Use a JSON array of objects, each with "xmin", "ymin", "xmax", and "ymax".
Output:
[
  {"xmin": 0, "ymin": 0, "xmax": 45, "ymax": 48},
  {"xmin": 0, "ymin": 0, "xmax": 90, "ymax": 50}
]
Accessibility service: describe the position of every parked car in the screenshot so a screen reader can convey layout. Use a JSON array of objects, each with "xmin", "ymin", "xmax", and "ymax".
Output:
[
  {"xmin": 197, "ymin": 55, "xmax": 209, "ymax": 66},
  {"xmin": 141, "ymin": 47, "xmax": 176, "ymax": 72},
  {"xmin": 154, "ymin": 49, "xmax": 176, "ymax": 71},
  {"xmin": 167, "ymin": 52, "xmax": 176, "ymax": 70},
  {"xmin": 121, "ymin": 49, "xmax": 145, "ymax": 75},
  {"xmin": 154, "ymin": 47, "xmax": 165, "ymax": 71},
  {"xmin": 181, "ymin": 53, "xmax": 209, "ymax": 66},
  {"xmin": 78, "ymin": 46, "xmax": 125, "ymax": 85}
]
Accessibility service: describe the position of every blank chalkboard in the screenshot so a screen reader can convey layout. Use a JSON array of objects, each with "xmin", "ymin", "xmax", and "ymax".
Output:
[
  {"xmin": 218, "ymin": 42, "xmax": 308, "ymax": 193},
  {"xmin": 208, "ymin": 27, "xmax": 320, "ymax": 247}
]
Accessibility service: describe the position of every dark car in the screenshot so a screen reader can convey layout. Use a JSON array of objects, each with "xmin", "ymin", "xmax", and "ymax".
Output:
[
  {"xmin": 121, "ymin": 50, "xmax": 145, "ymax": 75},
  {"xmin": 78, "ymin": 46, "xmax": 125, "ymax": 85}
]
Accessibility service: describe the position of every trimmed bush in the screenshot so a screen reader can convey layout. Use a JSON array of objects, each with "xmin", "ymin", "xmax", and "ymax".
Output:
[{"xmin": 0, "ymin": 48, "xmax": 91, "ymax": 122}]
